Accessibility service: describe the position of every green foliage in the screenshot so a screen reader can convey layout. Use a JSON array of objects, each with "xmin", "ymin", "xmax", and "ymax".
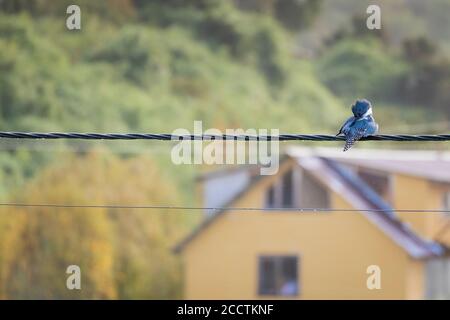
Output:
[
  {"xmin": 0, "ymin": 15, "xmax": 66, "ymax": 120},
  {"xmin": 252, "ymin": 19, "xmax": 289, "ymax": 88},
  {"xmin": 399, "ymin": 60, "xmax": 450, "ymax": 117},
  {"xmin": 10, "ymin": 0, "xmax": 450, "ymax": 300},
  {"xmin": 0, "ymin": 5, "xmax": 347, "ymax": 298},
  {"xmin": 0, "ymin": 0, "xmax": 136, "ymax": 23},
  {"xmin": 138, "ymin": 1, "xmax": 290, "ymax": 88},
  {"xmin": 234, "ymin": 0, "xmax": 322, "ymax": 31},
  {"xmin": 273, "ymin": 0, "xmax": 322, "ymax": 31},
  {"xmin": 317, "ymin": 38, "xmax": 408, "ymax": 100},
  {"xmin": 393, "ymin": 36, "xmax": 450, "ymax": 117},
  {"xmin": 402, "ymin": 37, "xmax": 437, "ymax": 63},
  {"xmin": 0, "ymin": 152, "xmax": 187, "ymax": 299},
  {"xmin": 315, "ymin": 7, "xmax": 450, "ymax": 119}
]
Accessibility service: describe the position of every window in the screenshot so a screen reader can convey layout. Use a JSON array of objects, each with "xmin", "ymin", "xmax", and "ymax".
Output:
[
  {"xmin": 264, "ymin": 169, "xmax": 330, "ymax": 209},
  {"xmin": 266, "ymin": 185, "xmax": 276, "ymax": 208},
  {"xmin": 265, "ymin": 169, "xmax": 296, "ymax": 208},
  {"xmin": 299, "ymin": 171, "xmax": 330, "ymax": 208},
  {"xmin": 444, "ymin": 192, "xmax": 450, "ymax": 210},
  {"xmin": 425, "ymin": 258, "xmax": 450, "ymax": 299},
  {"xmin": 282, "ymin": 170, "xmax": 294, "ymax": 208},
  {"xmin": 258, "ymin": 256, "xmax": 299, "ymax": 296}
]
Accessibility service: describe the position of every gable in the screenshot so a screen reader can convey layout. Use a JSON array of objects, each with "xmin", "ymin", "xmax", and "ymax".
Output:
[{"xmin": 174, "ymin": 154, "xmax": 446, "ymax": 259}]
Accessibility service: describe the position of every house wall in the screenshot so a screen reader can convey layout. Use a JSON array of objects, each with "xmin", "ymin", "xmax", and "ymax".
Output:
[
  {"xmin": 182, "ymin": 162, "xmax": 423, "ymax": 299},
  {"xmin": 393, "ymin": 174, "xmax": 450, "ymax": 245}
]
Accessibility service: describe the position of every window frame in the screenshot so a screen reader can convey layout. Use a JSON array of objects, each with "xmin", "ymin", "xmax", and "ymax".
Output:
[
  {"xmin": 264, "ymin": 167, "xmax": 331, "ymax": 210},
  {"xmin": 281, "ymin": 169, "xmax": 294, "ymax": 208},
  {"xmin": 443, "ymin": 191, "xmax": 450, "ymax": 217},
  {"xmin": 257, "ymin": 255, "xmax": 300, "ymax": 297},
  {"xmin": 425, "ymin": 257, "xmax": 450, "ymax": 299}
]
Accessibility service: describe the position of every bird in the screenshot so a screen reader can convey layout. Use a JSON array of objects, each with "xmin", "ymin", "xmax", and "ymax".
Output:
[{"xmin": 336, "ymin": 99, "xmax": 379, "ymax": 151}]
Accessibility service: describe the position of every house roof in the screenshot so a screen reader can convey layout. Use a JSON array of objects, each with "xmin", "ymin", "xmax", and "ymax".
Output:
[
  {"xmin": 174, "ymin": 147, "xmax": 449, "ymax": 258},
  {"xmin": 296, "ymin": 156, "xmax": 444, "ymax": 259},
  {"xmin": 287, "ymin": 147, "xmax": 450, "ymax": 183}
]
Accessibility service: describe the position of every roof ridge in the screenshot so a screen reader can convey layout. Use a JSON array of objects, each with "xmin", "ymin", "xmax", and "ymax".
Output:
[{"xmin": 286, "ymin": 146, "xmax": 450, "ymax": 162}]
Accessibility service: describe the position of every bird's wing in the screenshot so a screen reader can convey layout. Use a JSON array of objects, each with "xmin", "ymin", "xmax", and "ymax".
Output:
[
  {"xmin": 343, "ymin": 127, "xmax": 367, "ymax": 152},
  {"xmin": 336, "ymin": 116, "xmax": 355, "ymax": 136}
]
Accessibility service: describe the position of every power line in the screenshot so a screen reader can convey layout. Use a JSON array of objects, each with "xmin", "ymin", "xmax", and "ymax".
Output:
[
  {"xmin": 0, "ymin": 132, "xmax": 450, "ymax": 141},
  {"xmin": 0, "ymin": 203, "xmax": 449, "ymax": 213}
]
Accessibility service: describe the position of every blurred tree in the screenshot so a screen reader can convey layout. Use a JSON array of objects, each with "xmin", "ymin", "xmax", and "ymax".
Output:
[
  {"xmin": 0, "ymin": 151, "xmax": 186, "ymax": 299},
  {"xmin": 233, "ymin": 0, "xmax": 275, "ymax": 13},
  {"xmin": 317, "ymin": 38, "xmax": 407, "ymax": 100},
  {"xmin": 350, "ymin": 15, "xmax": 387, "ymax": 43},
  {"xmin": 235, "ymin": 0, "xmax": 322, "ymax": 31},
  {"xmin": 134, "ymin": 0, "xmax": 220, "ymax": 10},
  {"xmin": 399, "ymin": 37, "xmax": 450, "ymax": 118},
  {"xmin": 273, "ymin": 0, "xmax": 322, "ymax": 31},
  {"xmin": 253, "ymin": 22, "xmax": 288, "ymax": 88},
  {"xmin": 402, "ymin": 36, "xmax": 437, "ymax": 63},
  {"xmin": 196, "ymin": 2, "xmax": 247, "ymax": 57},
  {"xmin": 324, "ymin": 14, "xmax": 387, "ymax": 48},
  {"xmin": 0, "ymin": 0, "xmax": 38, "ymax": 13},
  {"xmin": 0, "ymin": 0, "xmax": 136, "ymax": 23}
]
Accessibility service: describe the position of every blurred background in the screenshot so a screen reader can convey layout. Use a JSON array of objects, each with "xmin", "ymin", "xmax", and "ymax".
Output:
[{"xmin": 0, "ymin": 0, "xmax": 449, "ymax": 299}]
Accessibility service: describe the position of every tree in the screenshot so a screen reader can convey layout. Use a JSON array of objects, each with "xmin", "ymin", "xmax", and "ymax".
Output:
[
  {"xmin": 0, "ymin": 151, "xmax": 187, "ymax": 298},
  {"xmin": 403, "ymin": 37, "xmax": 437, "ymax": 63},
  {"xmin": 274, "ymin": 0, "xmax": 322, "ymax": 31}
]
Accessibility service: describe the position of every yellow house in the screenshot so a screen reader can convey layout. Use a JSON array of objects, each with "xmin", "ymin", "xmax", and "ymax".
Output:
[{"xmin": 175, "ymin": 147, "xmax": 450, "ymax": 299}]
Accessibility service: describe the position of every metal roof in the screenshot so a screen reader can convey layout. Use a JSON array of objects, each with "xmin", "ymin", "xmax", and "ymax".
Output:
[
  {"xmin": 286, "ymin": 147, "xmax": 450, "ymax": 183},
  {"xmin": 296, "ymin": 156, "xmax": 444, "ymax": 259}
]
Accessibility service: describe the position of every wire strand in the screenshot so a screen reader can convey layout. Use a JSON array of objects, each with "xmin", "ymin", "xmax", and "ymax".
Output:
[
  {"xmin": 0, "ymin": 203, "xmax": 449, "ymax": 213},
  {"xmin": 0, "ymin": 132, "xmax": 450, "ymax": 141}
]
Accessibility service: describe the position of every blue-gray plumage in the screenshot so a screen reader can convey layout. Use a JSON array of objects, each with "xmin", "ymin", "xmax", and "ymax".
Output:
[{"xmin": 336, "ymin": 99, "xmax": 379, "ymax": 151}]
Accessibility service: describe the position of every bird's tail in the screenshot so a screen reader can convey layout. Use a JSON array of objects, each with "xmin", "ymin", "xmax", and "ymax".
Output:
[{"xmin": 343, "ymin": 138, "xmax": 356, "ymax": 152}]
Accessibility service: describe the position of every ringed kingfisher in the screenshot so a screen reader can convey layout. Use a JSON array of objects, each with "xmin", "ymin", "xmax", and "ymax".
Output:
[{"xmin": 336, "ymin": 99, "xmax": 379, "ymax": 151}]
